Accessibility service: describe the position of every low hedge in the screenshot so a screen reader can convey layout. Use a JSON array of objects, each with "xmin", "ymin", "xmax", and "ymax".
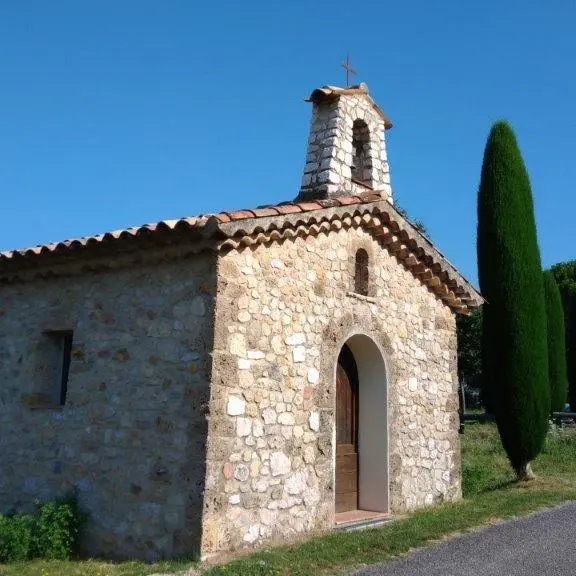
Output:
[{"xmin": 0, "ymin": 496, "xmax": 85, "ymax": 562}]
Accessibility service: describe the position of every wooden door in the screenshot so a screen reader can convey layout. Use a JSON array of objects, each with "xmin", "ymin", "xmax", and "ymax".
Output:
[{"xmin": 335, "ymin": 345, "xmax": 359, "ymax": 513}]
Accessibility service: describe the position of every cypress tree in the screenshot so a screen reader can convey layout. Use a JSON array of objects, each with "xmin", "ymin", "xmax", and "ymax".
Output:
[
  {"xmin": 551, "ymin": 261, "xmax": 576, "ymax": 409},
  {"xmin": 477, "ymin": 121, "xmax": 549, "ymax": 480},
  {"xmin": 543, "ymin": 270, "xmax": 569, "ymax": 412},
  {"xmin": 568, "ymin": 305, "xmax": 576, "ymax": 410}
]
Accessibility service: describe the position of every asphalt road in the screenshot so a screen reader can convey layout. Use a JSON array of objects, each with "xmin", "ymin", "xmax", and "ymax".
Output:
[{"xmin": 353, "ymin": 502, "xmax": 576, "ymax": 576}]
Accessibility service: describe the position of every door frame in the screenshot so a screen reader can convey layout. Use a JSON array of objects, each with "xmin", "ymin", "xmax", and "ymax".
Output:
[
  {"xmin": 333, "ymin": 333, "xmax": 389, "ymax": 516},
  {"xmin": 335, "ymin": 344, "xmax": 360, "ymax": 513}
]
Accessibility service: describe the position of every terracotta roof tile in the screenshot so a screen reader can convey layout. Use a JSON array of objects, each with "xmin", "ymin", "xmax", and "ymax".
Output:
[
  {"xmin": 297, "ymin": 202, "xmax": 323, "ymax": 212},
  {"xmin": 227, "ymin": 210, "xmax": 257, "ymax": 220},
  {"xmin": 275, "ymin": 204, "xmax": 304, "ymax": 215},
  {"xmin": 335, "ymin": 196, "xmax": 363, "ymax": 206},
  {"xmin": 316, "ymin": 199, "xmax": 340, "ymax": 208},
  {"xmin": 251, "ymin": 207, "xmax": 280, "ymax": 218}
]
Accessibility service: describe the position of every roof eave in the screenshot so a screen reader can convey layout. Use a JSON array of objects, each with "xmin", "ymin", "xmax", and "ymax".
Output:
[{"xmin": 305, "ymin": 85, "xmax": 393, "ymax": 130}]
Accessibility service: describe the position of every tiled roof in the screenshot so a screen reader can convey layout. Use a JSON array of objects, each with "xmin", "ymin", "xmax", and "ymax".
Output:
[
  {"xmin": 0, "ymin": 192, "xmax": 482, "ymax": 313},
  {"xmin": 0, "ymin": 193, "xmax": 384, "ymax": 261},
  {"xmin": 213, "ymin": 192, "xmax": 385, "ymax": 222},
  {"xmin": 0, "ymin": 216, "xmax": 209, "ymax": 261}
]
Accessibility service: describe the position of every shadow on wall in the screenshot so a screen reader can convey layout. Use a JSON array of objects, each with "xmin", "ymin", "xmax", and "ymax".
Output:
[{"xmin": 0, "ymin": 251, "xmax": 218, "ymax": 561}]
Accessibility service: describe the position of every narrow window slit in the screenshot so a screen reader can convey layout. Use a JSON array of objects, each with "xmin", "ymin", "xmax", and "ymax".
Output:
[
  {"xmin": 355, "ymin": 249, "xmax": 369, "ymax": 296},
  {"xmin": 59, "ymin": 332, "xmax": 73, "ymax": 405},
  {"xmin": 44, "ymin": 330, "xmax": 74, "ymax": 406}
]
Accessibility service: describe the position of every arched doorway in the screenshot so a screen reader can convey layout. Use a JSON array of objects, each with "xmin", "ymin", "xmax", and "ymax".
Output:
[{"xmin": 335, "ymin": 334, "xmax": 388, "ymax": 516}]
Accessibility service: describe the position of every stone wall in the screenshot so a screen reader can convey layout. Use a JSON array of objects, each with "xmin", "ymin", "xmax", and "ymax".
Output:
[
  {"xmin": 202, "ymin": 225, "xmax": 459, "ymax": 554},
  {"xmin": 0, "ymin": 223, "xmax": 461, "ymax": 560},
  {"xmin": 0, "ymin": 251, "xmax": 216, "ymax": 560},
  {"xmin": 299, "ymin": 92, "xmax": 393, "ymax": 201}
]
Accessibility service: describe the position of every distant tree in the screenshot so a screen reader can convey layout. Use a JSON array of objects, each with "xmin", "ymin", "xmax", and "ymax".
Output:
[
  {"xmin": 569, "ymin": 309, "xmax": 576, "ymax": 410},
  {"xmin": 456, "ymin": 306, "xmax": 483, "ymax": 393},
  {"xmin": 477, "ymin": 121, "xmax": 549, "ymax": 481},
  {"xmin": 551, "ymin": 260, "xmax": 576, "ymax": 409},
  {"xmin": 543, "ymin": 270, "xmax": 568, "ymax": 412},
  {"xmin": 552, "ymin": 261, "xmax": 576, "ymax": 297}
]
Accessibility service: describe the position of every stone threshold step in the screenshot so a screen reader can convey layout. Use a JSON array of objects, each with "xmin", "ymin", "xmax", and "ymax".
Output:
[{"xmin": 335, "ymin": 514, "xmax": 396, "ymax": 532}]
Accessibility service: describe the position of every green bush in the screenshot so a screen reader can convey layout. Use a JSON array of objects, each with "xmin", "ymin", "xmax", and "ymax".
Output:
[
  {"xmin": 0, "ymin": 514, "xmax": 33, "ymax": 562},
  {"xmin": 0, "ymin": 496, "xmax": 85, "ymax": 562},
  {"xmin": 32, "ymin": 497, "xmax": 85, "ymax": 560}
]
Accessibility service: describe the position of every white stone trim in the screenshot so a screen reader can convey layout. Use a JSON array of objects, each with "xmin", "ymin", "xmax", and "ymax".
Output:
[{"xmin": 346, "ymin": 291, "xmax": 378, "ymax": 304}]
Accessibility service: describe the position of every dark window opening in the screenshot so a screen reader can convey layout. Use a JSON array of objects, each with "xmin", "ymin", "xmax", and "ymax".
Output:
[
  {"xmin": 59, "ymin": 332, "xmax": 73, "ymax": 405},
  {"xmin": 355, "ymin": 249, "xmax": 369, "ymax": 296},
  {"xmin": 351, "ymin": 120, "xmax": 372, "ymax": 186},
  {"xmin": 45, "ymin": 331, "xmax": 73, "ymax": 405}
]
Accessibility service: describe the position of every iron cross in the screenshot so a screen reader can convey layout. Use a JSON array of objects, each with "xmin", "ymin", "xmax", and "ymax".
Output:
[{"xmin": 341, "ymin": 53, "xmax": 356, "ymax": 87}]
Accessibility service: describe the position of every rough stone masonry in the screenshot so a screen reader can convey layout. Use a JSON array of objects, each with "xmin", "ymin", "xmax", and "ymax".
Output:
[
  {"xmin": 200, "ymin": 224, "xmax": 462, "ymax": 553},
  {"xmin": 298, "ymin": 83, "xmax": 393, "ymax": 201},
  {"xmin": 0, "ymin": 83, "xmax": 481, "ymax": 561}
]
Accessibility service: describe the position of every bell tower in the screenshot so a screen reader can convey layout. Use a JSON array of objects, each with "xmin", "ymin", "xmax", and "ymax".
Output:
[{"xmin": 297, "ymin": 83, "xmax": 393, "ymax": 203}]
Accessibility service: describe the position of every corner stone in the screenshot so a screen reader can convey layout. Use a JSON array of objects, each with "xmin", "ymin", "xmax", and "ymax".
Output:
[
  {"xmin": 309, "ymin": 412, "xmax": 320, "ymax": 432},
  {"xmin": 227, "ymin": 395, "xmax": 246, "ymax": 416}
]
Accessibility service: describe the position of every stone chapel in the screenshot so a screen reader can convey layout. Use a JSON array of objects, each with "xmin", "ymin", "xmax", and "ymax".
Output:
[{"xmin": 0, "ymin": 83, "xmax": 482, "ymax": 560}]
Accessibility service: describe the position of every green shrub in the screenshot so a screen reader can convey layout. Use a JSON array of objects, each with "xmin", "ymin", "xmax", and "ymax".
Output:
[
  {"xmin": 0, "ymin": 513, "xmax": 34, "ymax": 562},
  {"xmin": 0, "ymin": 496, "xmax": 85, "ymax": 562},
  {"xmin": 32, "ymin": 497, "xmax": 85, "ymax": 560}
]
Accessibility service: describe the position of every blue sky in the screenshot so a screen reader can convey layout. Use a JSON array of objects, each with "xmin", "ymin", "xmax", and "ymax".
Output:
[{"xmin": 1, "ymin": 1, "xmax": 574, "ymax": 285}]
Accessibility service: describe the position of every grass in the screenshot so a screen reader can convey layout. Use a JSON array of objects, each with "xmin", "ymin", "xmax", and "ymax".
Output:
[
  {"xmin": 202, "ymin": 422, "xmax": 576, "ymax": 576},
  {"xmin": 2, "ymin": 422, "xmax": 576, "ymax": 576},
  {"xmin": 0, "ymin": 558, "xmax": 194, "ymax": 576}
]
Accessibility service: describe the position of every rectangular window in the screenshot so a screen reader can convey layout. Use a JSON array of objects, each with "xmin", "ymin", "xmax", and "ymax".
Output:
[{"xmin": 45, "ymin": 330, "xmax": 73, "ymax": 406}]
